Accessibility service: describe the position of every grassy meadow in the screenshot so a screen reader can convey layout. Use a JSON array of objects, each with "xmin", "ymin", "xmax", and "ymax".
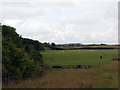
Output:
[
  {"xmin": 4, "ymin": 49, "xmax": 119, "ymax": 88},
  {"xmin": 41, "ymin": 49, "xmax": 118, "ymax": 67},
  {"xmin": 4, "ymin": 61, "xmax": 118, "ymax": 88}
]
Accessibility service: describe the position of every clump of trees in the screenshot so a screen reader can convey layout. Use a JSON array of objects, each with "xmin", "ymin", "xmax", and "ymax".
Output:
[
  {"xmin": 2, "ymin": 25, "xmax": 59, "ymax": 85},
  {"xmin": 49, "ymin": 43, "xmax": 56, "ymax": 50},
  {"xmin": 42, "ymin": 42, "xmax": 56, "ymax": 50},
  {"xmin": 2, "ymin": 25, "xmax": 44, "ymax": 85}
]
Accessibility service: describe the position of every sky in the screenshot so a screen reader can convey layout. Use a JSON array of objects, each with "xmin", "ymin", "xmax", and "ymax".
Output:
[{"xmin": 0, "ymin": 0, "xmax": 118, "ymax": 44}]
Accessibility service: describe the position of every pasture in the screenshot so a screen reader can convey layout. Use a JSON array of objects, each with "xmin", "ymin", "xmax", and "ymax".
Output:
[
  {"xmin": 3, "ymin": 49, "xmax": 118, "ymax": 88},
  {"xmin": 41, "ymin": 49, "xmax": 118, "ymax": 68},
  {"xmin": 56, "ymin": 45, "xmax": 118, "ymax": 50}
]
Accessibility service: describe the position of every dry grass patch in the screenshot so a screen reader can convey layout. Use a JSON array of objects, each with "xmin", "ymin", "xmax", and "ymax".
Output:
[{"xmin": 3, "ymin": 61, "xmax": 118, "ymax": 88}]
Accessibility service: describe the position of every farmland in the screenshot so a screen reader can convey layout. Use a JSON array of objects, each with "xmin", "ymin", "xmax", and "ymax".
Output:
[
  {"xmin": 3, "ymin": 49, "xmax": 119, "ymax": 88},
  {"xmin": 56, "ymin": 45, "xmax": 119, "ymax": 50},
  {"xmin": 41, "ymin": 49, "xmax": 118, "ymax": 68}
]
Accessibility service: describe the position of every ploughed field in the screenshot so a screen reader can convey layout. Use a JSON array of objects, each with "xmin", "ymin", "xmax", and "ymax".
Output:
[{"xmin": 41, "ymin": 49, "xmax": 118, "ymax": 68}]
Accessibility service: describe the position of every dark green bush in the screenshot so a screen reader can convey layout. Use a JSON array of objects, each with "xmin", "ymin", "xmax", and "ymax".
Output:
[{"xmin": 2, "ymin": 25, "xmax": 44, "ymax": 84}]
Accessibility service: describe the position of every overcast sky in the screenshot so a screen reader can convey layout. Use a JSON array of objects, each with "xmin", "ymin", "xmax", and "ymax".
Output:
[{"xmin": 0, "ymin": 0, "xmax": 118, "ymax": 44}]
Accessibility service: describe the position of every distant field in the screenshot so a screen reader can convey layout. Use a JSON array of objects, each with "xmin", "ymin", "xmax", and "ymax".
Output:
[
  {"xmin": 41, "ymin": 49, "xmax": 118, "ymax": 67},
  {"xmin": 56, "ymin": 45, "xmax": 119, "ymax": 49}
]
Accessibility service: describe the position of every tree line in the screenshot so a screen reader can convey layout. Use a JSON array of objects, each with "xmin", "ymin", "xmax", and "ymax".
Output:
[{"xmin": 2, "ymin": 25, "xmax": 56, "ymax": 85}]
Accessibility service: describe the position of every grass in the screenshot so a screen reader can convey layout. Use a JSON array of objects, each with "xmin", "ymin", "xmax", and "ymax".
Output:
[
  {"xmin": 3, "ymin": 49, "xmax": 118, "ymax": 88},
  {"xmin": 41, "ymin": 49, "xmax": 118, "ymax": 67},
  {"xmin": 4, "ymin": 61, "xmax": 118, "ymax": 88},
  {"xmin": 56, "ymin": 45, "xmax": 118, "ymax": 49}
]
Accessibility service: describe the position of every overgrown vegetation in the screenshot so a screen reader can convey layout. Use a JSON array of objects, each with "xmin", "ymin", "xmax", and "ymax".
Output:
[
  {"xmin": 2, "ymin": 25, "xmax": 45, "ymax": 85},
  {"xmin": 3, "ymin": 61, "xmax": 118, "ymax": 88}
]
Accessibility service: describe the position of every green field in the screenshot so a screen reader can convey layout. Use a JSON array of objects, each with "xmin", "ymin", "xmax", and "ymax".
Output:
[
  {"xmin": 41, "ymin": 49, "xmax": 118, "ymax": 67},
  {"xmin": 5, "ymin": 49, "xmax": 118, "ymax": 88},
  {"xmin": 56, "ymin": 45, "xmax": 118, "ymax": 49}
]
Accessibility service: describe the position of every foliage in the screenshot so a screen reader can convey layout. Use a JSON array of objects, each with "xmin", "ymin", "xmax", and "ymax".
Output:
[
  {"xmin": 49, "ymin": 42, "xmax": 56, "ymax": 50},
  {"xmin": 43, "ymin": 42, "xmax": 50, "ymax": 47},
  {"xmin": 22, "ymin": 38, "xmax": 45, "ymax": 51},
  {"xmin": 3, "ymin": 61, "xmax": 118, "ymax": 88},
  {"xmin": 2, "ymin": 25, "xmax": 44, "ymax": 84}
]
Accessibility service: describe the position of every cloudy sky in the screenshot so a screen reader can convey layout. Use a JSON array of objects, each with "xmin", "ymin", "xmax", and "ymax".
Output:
[{"xmin": 0, "ymin": 0, "xmax": 118, "ymax": 44}]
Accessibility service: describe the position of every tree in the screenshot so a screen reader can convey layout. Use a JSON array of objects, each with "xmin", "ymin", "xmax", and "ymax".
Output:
[
  {"xmin": 2, "ymin": 24, "xmax": 44, "ymax": 84},
  {"xmin": 51, "ymin": 42, "xmax": 56, "ymax": 46},
  {"xmin": 49, "ymin": 42, "xmax": 56, "ymax": 50},
  {"xmin": 43, "ymin": 42, "xmax": 50, "ymax": 47},
  {"xmin": 30, "ymin": 51, "xmax": 43, "ymax": 65}
]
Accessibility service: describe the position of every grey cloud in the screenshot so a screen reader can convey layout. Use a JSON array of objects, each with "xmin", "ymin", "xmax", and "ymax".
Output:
[
  {"xmin": 1, "ymin": 1, "xmax": 118, "ymax": 44},
  {"xmin": 1, "ymin": 2, "xmax": 44, "ymax": 20}
]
